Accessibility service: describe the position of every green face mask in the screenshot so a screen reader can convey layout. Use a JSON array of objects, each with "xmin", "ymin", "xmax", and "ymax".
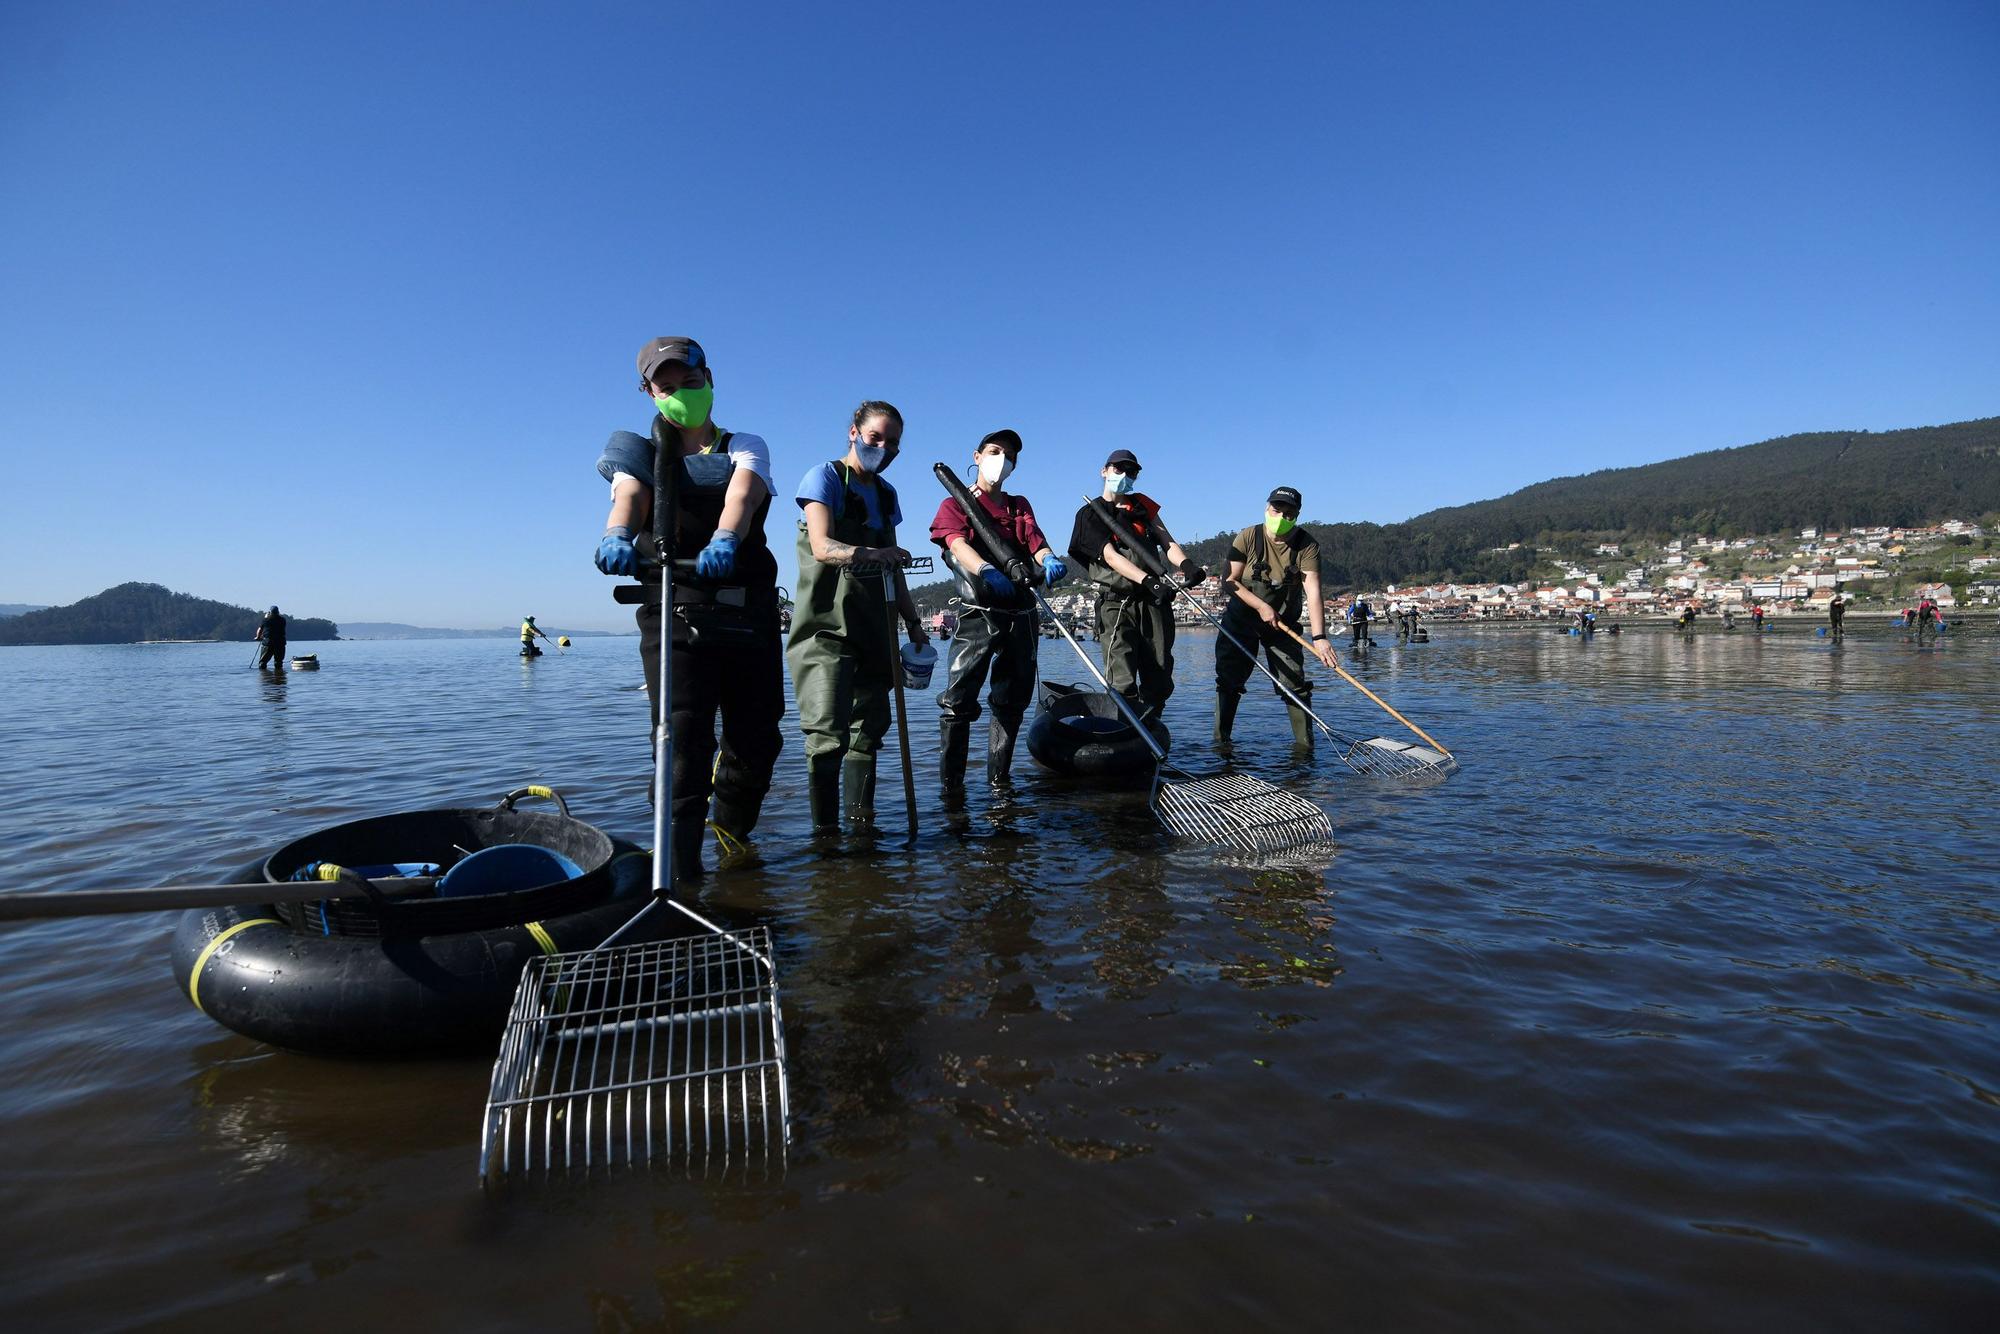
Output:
[
  {"xmin": 653, "ymin": 385, "xmax": 714, "ymax": 430},
  {"xmin": 1265, "ymin": 513, "xmax": 1297, "ymax": 538}
]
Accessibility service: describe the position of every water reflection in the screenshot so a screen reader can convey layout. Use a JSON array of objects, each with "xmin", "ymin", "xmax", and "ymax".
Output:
[{"xmin": 185, "ymin": 1036, "xmax": 486, "ymax": 1177}]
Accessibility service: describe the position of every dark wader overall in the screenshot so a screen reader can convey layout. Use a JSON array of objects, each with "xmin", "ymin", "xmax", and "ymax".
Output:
[
  {"xmin": 631, "ymin": 422, "xmax": 785, "ymax": 877},
  {"xmin": 786, "ymin": 464, "xmax": 897, "ymax": 831},
  {"xmin": 937, "ymin": 525, "xmax": 1040, "ymax": 799},
  {"xmin": 1080, "ymin": 502, "xmax": 1175, "ymax": 717},
  {"xmin": 256, "ymin": 614, "xmax": 286, "ymax": 669},
  {"xmin": 1216, "ymin": 525, "xmax": 1314, "ymax": 750}
]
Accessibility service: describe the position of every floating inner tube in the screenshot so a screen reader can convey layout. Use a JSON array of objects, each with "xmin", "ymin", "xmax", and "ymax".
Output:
[
  {"xmin": 1026, "ymin": 680, "xmax": 1169, "ymax": 777},
  {"xmin": 289, "ymin": 654, "xmax": 319, "ymax": 669},
  {"xmin": 168, "ymin": 791, "xmax": 663, "ymax": 1056}
]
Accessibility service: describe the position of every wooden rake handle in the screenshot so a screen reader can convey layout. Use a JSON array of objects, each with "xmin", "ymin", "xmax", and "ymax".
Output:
[{"xmin": 1233, "ymin": 588, "xmax": 1454, "ymax": 757}]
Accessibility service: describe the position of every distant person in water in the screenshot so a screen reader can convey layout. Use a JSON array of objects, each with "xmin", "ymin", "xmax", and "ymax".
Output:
[
  {"xmin": 254, "ymin": 605, "xmax": 287, "ymax": 670},
  {"xmin": 1347, "ymin": 596, "xmax": 1374, "ymax": 647},
  {"xmin": 520, "ymin": 616, "xmax": 553, "ymax": 656},
  {"xmin": 1750, "ymin": 604, "xmax": 1765, "ymax": 631},
  {"xmin": 1677, "ymin": 605, "xmax": 1696, "ymax": 631},
  {"xmin": 1828, "ymin": 593, "xmax": 1846, "ymax": 637}
]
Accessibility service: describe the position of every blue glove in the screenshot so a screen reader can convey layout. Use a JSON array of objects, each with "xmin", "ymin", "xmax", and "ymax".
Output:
[
  {"xmin": 595, "ymin": 526, "xmax": 636, "ymax": 576},
  {"xmin": 696, "ymin": 530, "xmax": 738, "ymax": 579},
  {"xmin": 1039, "ymin": 552, "xmax": 1067, "ymax": 585},
  {"xmin": 979, "ymin": 566, "xmax": 1015, "ymax": 598}
]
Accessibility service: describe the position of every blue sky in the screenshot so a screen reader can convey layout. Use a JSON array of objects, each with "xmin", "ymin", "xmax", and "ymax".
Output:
[{"xmin": 3, "ymin": 0, "xmax": 1994, "ymax": 631}]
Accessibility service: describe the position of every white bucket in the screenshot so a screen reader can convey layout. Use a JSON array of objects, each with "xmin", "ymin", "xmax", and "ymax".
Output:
[{"xmin": 900, "ymin": 640, "xmax": 938, "ymax": 690}]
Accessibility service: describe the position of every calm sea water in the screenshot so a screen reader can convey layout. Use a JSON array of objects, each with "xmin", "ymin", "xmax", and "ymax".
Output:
[{"xmin": 1, "ymin": 622, "xmax": 1996, "ymax": 1329}]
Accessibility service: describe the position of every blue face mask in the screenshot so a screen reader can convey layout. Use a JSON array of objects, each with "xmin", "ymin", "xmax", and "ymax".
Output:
[
  {"xmin": 1106, "ymin": 473, "xmax": 1136, "ymax": 496},
  {"xmin": 855, "ymin": 442, "xmax": 892, "ymax": 474}
]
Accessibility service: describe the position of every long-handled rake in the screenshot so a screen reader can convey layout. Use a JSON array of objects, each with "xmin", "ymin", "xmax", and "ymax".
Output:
[
  {"xmin": 1034, "ymin": 587, "xmax": 1332, "ymax": 856},
  {"xmin": 480, "ymin": 445, "xmax": 789, "ymax": 1183},
  {"xmin": 1081, "ymin": 494, "xmax": 1454, "ymax": 785},
  {"xmin": 1214, "ymin": 589, "xmax": 1459, "ymax": 783},
  {"xmin": 1258, "ymin": 612, "xmax": 1458, "ymax": 782},
  {"xmin": 880, "ymin": 554, "xmax": 933, "ymax": 846}
]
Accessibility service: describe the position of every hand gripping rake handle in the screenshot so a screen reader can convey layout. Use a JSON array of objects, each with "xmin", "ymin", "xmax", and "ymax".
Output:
[
  {"xmin": 1247, "ymin": 596, "xmax": 1453, "ymax": 757},
  {"xmin": 932, "ymin": 462, "xmax": 1043, "ymax": 591},
  {"xmin": 1081, "ymin": 497, "xmax": 1340, "ymax": 741},
  {"xmin": 1083, "ymin": 493, "xmax": 1176, "ymax": 582},
  {"xmin": 883, "ymin": 555, "xmax": 922, "ymax": 845},
  {"xmin": 1176, "ymin": 585, "xmax": 1343, "ymax": 740}
]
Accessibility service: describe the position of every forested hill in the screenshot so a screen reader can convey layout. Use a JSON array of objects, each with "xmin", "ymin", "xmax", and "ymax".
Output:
[
  {"xmin": 0, "ymin": 583, "xmax": 339, "ymax": 646},
  {"xmin": 1177, "ymin": 415, "xmax": 2000, "ymax": 591}
]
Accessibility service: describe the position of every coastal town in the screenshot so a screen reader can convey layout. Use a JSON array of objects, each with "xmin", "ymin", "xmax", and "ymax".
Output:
[{"xmin": 927, "ymin": 518, "xmax": 1998, "ymax": 637}]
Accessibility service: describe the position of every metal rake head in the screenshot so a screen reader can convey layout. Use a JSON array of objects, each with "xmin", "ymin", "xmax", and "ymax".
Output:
[
  {"xmin": 1340, "ymin": 736, "xmax": 1460, "ymax": 784},
  {"xmin": 1153, "ymin": 770, "xmax": 1335, "ymax": 855},
  {"xmin": 479, "ymin": 929, "xmax": 790, "ymax": 1182}
]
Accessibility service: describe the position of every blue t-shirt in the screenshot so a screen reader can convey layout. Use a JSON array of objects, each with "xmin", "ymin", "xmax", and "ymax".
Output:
[{"xmin": 795, "ymin": 462, "xmax": 900, "ymax": 533}]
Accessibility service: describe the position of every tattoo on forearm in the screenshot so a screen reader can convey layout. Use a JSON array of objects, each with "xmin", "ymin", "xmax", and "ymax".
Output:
[{"xmin": 820, "ymin": 540, "xmax": 858, "ymax": 566}]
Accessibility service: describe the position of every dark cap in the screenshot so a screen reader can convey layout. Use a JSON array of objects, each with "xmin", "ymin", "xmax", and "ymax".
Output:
[
  {"xmin": 979, "ymin": 428, "xmax": 1023, "ymax": 454},
  {"xmin": 1104, "ymin": 449, "xmax": 1140, "ymax": 469},
  {"xmin": 636, "ymin": 336, "xmax": 707, "ymax": 387},
  {"xmin": 1268, "ymin": 486, "xmax": 1302, "ymax": 512}
]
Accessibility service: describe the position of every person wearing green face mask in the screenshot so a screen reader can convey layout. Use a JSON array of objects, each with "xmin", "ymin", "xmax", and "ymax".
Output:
[
  {"xmin": 593, "ymin": 335, "xmax": 785, "ymax": 880},
  {"xmin": 1214, "ymin": 486, "xmax": 1339, "ymax": 753}
]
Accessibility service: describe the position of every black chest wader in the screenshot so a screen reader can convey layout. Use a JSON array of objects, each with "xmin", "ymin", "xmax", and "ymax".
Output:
[
  {"xmin": 257, "ymin": 615, "xmax": 287, "ymax": 669},
  {"xmin": 1083, "ymin": 501, "xmax": 1176, "ymax": 718},
  {"xmin": 637, "ymin": 422, "xmax": 786, "ymax": 875},
  {"xmin": 785, "ymin": 464, "xmax": 897, "ymax": 832},
  {"xmin": 937, "ymin": 492, "xmax": 1042, "ymax": 802},
  {"xmin": 1215, "ymin": 525, "xmax": 1315, "ymax": 750}
]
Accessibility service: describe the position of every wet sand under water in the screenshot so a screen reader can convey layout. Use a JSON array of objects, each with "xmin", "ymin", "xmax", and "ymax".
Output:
[{"xmin": 1, "ymin": 626, "xmax": 1997, "ymax": 1329}]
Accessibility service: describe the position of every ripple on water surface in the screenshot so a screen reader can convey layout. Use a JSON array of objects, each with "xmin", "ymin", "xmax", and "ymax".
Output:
[{"xmin": 1, "ymin": 629, "xmax": 1997, "ymax": 1327}]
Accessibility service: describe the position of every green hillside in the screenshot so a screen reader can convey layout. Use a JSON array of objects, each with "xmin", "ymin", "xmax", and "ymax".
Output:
[
  {"xmin": 0, "ymin": 583, "xmax": 339, "ymax": 646},
  {"xmin": 1177, "ymin": 415, "xmax": 2000, "ymax": 591}
]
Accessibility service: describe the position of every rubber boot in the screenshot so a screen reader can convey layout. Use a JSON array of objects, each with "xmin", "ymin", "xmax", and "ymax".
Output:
[
  {"xmin": 1214, "ymin": 692, "xmax": 1239, "ymax": 752},
  {"xmin": 1287, "ymin": 702, "xmax": 1315, "ymax": 752},
  {"xmin": 671, "ymin": 810, "xmax": 706, "ymax": 882},
  {"xmin": 939, "ymin": 719, "xmax": 971, "ymax": 810},
  {"xmin": 807, "ymin": 753, "xmax": 842, "ymax": 835},
  {"xmin": 842, "ymin": 752, "xmax": 878, "ymax": 831},
  {"xmin": 987, "ymin": 714, "xmax": 1021, "ymax": 789}
]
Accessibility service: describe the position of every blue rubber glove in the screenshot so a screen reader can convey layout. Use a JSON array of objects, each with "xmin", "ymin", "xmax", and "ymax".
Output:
[
  {"xmin": 595, "ymin": 526, "xmax": 636, "ymax": 576},
  {"xmin": 696, "ymin": 530, "xmax": 738, "ymax": 579},
  {"xmin": 979, "ymin": 566, "xmax": 1015, "ymax": 598},
  {"xmin": 1038, "ymin": 551, "xmax": 1067, "ymax": 586}
]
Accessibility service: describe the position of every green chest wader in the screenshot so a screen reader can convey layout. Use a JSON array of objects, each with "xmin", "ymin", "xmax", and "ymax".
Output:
[{"xmin": 785, "ymin": 464, "xmax": 897, "ymax": 829}]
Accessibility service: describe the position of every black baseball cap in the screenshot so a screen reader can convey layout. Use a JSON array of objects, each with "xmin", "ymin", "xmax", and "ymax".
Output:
[
  {"xmin": 980, "ymin": 429, "xmax": 1023, "ymax": 454},
  {"xmin": 636, "ymin": 336, "xmax": 707, "ymax": 387},
  {"xmin": 1268, "ymin": 486, "xmax": 1302, "ymax": 512},
  {"xmin": 1104, "ymin": 449, "xmax": 1140, "ymax": 470}
]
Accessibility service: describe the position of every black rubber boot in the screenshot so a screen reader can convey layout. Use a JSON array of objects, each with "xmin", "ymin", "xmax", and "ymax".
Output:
[
  {"xmin": 1214, "ymin": 692, "xmax": 1239, "ymax": 751},
  {"xmin": 671, "ymin": 811, "xmax": 706, "ymax": 882},
  {"xmin": 842, "ymin": 752, "xmax": 878, "ymax": 830},
  {"xmin": 987, "ymin": 714, "xmax": 1022, "ymax": 788},
  {"xmin": 807, "ymin": 754, "xmax": 842, "ymax": 835},
  {"xmin": 1288, "ymin": 702, "xmax": 1315, "ymax": 752},
  {"xmin": 940, "ymin": 719, "xmax": 971, "ymax": 809}
]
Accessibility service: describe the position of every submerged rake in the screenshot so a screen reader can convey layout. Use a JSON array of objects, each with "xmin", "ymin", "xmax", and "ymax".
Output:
[
  {"xmin": 479, "ymin": 928, "xmax": 789, "ymax": 1181},
  {"xmin": 1033, "ymin": 588, "xmax": 1334, "ymax": 856},
  {"xmin": 481, "ymin": 476, "xmax": 791, "ymax": 1184}
]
